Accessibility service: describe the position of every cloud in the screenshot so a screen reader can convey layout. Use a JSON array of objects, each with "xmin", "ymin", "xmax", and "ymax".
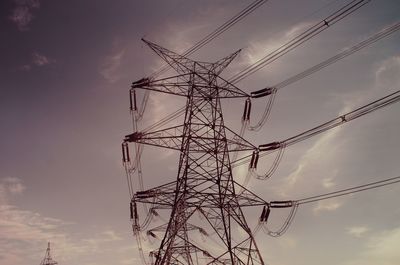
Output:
[
  {"xmin": 100, "ymin": 43, "xmax": 126, "ymax": 83},
  {"xmin": 322, "ymin": 176, "xmax": 336, "ymax": 188},
  {"xmin": 240, "ymin": 21, "xmax": 313, "ymax": 67},
  {"xmin": 32, "ymin": 52, "xmax": 54, "ymax": 66},
  {"xmin": 9, "ymin": 0, "xmax": 41, "ymax": 31},
  {"xmin": 374, "ymin": 56, "xmax": 400, "ymax": 89},
  {"xmin": 18, "ymin": 52, "xmax": 55, "ymax": 71},
  {"xmin": 343, "ymin": 227, "xmax": 400, "ymax": 265},
  {"xmin": 0, "ymin": 177, "xmax": 26, "ymax": 203},
  {"xmin": 284, "ymin": 128, "xmax": 341, "ymax": 191},
  {"xmin": 0, "ymin": 177, "xmax": 131, "ymax": 265},
  {"xmin": 313, "ymin": 199, "xmax": 343, "ymax": 213},
  {"xmin": 347, "ymin": 226, "xmax": 370, "ymax": 238}
]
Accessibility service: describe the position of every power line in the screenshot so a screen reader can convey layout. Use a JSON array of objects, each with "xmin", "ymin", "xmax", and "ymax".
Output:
[
  {"xmin": 232, "ymin": 89, "xmax": 400, "ymax": 168},
  {"xmin": 229, "ymin": 0, "xmax": 371, "ymax": 84},
  {"xmin": 147, "ymin": 20, "xmax": 400, "ymax": 135},
  {"xmin": 297, "ymin": 175, "xmax": 400, "ymax": 205},
  {"xmin": 151, "ymin": 0, "xmax": 269, "ymax": 78},
  {"xmin": 274, "ymin": 21, "xmax": 400, "ymax": 90}
]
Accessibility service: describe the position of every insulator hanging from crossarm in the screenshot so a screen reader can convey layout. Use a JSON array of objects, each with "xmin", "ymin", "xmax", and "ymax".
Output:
[
  {"xmin": 147, "ymin": 230, "xmax": 157, "ymax": 238},
  {"xmin": 150, "ymin": 208, "xmax": 159, "ymax": 217},
  {"xmin": 250, "ymin": 87, "xmax": 277, "ymax": 98},
  {"xmin": 198, "ymin": 227, "xmax": 208, "ymax": 236},
  {"xmin": 242, "ymin": 98, "xmax": 252, "ymax": 121},
  {"xmin": 129, "ymin": 89, "xmax": 138, "ymax": 111},
  {"xmin": 249, "ymin": 150, "xmax": 259, "ymax": 169},
  {"xmin": 258, "ymin": 141, "xmax": 282, "ymax": 152},
  {"xmin": 259, "ymin": 205, "xmax": 271, "ymax": 223},
  {"xmin": 130, "ymin": 200, "xmax": 139, "ymax": 227},
  {"xmin": 122, "ymin": 142, "xmax": 130, "ymax": 163},
  {"xmin": 130, "ymin": 201, "xmax": 133, "ymax": 219}
]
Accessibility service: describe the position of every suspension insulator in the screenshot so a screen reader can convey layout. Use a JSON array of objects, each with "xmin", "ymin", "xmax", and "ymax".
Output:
[
  {"xmin": 270, "ymin": 200, "xmax": 293, "ymax": 208},
  {"xmin": 242, "ymin": 99, "xmax": 248, "ymax": 121},
  {"xmin": 147, "ymin": 231, "xmax": 157, "ymax": 238},
  {"xmin": 151, "ymin": 208, "xmax": 159, "ymax": 217},
  {"xmin": 125, "ymin": 143, "xmax": 130, "ymax": 162},
  {"xmin": 133, "ymin": 89, "xmax": 138, "ymax": 111},
  {"xmin": 242, "ymin": 98, "xmax": 252, "ymax": 121},
  {"xmin": 254, "ymin": 151, "xmax": 260, "ymax": 168},
  {"xmin": 131, "ymin": 201, "xmax": 138, "ymax": 225},
  {"xmin": 198, "ymin": 227, "xmax": 208, "ymax": 236},
  {"xmin": 259, "ymin": 206, "xmax": 266, "ymax": 222},
  {"xmin": 259, "ymin": 141, "xmax": 281, "ymax": 152},
  {"xmin": 129, "ymin": 90, "xmax": 138, "ymax": 111},
  {"xmin": 249, "ymin": 151, "xmax": 255, "ymax": 168},
  {"xmin": 122, "ymin": 142, "xmax": 130, "ymax": 163},
  {"xmin": 129, "ymin": 90, "xmax": 133, "ymax": 111},
  {"xmin": 122, "ymin": 143, "xmax": 126, "ymax": 163},
  {"xmin": 249, "ymin": 151, "xmax": 259, "ymax": 169},
  {"xmin": 246, "ymin": 98, "xmax": 252, "ymax": 121},
  {"xmin": 260, "ymin": 205, "xmax": 271, "ymax": 222},
  {"xmin": 130, "ymin": 202, "xmax": 134, "ymax": 219}
]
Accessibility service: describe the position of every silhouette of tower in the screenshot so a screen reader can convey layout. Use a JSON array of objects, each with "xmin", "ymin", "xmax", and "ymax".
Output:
[
  {"xmin": 40, "ymin": 242, "xmax": 58, "ymax": 265},
  {"xmin": 124, "ymin": 39, "xmax": 267, "ymax": 265}
]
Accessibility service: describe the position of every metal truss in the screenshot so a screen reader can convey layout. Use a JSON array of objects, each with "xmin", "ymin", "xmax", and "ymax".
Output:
[{"xmin": 125, "ymin": 39, "xmax": 266, "ymax": 265}]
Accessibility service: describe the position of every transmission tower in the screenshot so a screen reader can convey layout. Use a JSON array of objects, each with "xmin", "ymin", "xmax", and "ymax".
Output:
[
  {"xmin": 40, "ymin": 242, "xmax": 58, "ymax": 265},
  {"xmin": 123, "ymin": 39, "xmax": 269, "ymax": 265}
]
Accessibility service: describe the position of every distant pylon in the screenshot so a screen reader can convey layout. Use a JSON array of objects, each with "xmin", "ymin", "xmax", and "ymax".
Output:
[{"xmin": 40, "ymin": 242, "xmax": 58, "ymax": 265}]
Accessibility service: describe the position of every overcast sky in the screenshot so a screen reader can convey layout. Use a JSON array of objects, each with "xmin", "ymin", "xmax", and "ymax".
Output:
[{"xmin": 1, "ymin": 0, "xmax": 400, "ymax": 265}]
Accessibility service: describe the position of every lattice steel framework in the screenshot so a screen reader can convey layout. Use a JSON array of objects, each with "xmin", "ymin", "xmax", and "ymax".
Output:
[
  {"xmin": 40, "ymin": 242, "xmax": 58, "ymax": 265},
  {"xmin": 124, "ymin": 39, "xmax": 267, "ymax": 265}
]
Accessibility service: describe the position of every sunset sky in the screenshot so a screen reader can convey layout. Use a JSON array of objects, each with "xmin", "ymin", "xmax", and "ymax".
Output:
[{"xmin": 1, "ymin": 0, "xmax": 400, "ymax": 264}]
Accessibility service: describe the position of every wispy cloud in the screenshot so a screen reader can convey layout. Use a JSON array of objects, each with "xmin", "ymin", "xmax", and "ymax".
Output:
[
  {"xmin": 374, "ymin": 55, "xmax": 400, "ymax": 90},
  {"xmin": 347, "ymin": 225, "xmax": 370, "ymax": 238},
  {"xmin": 32, "ymin": 52, "xmax": 54, "ymax": 66},
  {"xmin": 0, "ymin": 177, "xmax": 26, "ymax": 202},
  {"xmin": 313, "ymin": 199, "xmax": 343, "ymax": 213},
  {"xmin": 9, "ymin": 0, "xmax": 41, "ymax": 31},
  {"xmin": 240, "ymin": 21, "xmax": 313, "ymax": 67},
  {"xmin": 343, "ymin": 227, "xmax": 400, "ymax": 265},
  {"xmin": 100, "ymin": 41, "xmax": 126, "ymax": 83},
  {"xmin": 19, "ymin": 51, "xmax": 55, "ymax": 71},
  {"xmin": 0, "ymin": 177, "xmax": 131, "ymax": 265}
]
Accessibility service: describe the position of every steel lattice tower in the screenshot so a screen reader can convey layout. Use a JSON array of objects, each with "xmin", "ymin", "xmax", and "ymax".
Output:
[
  {"xmin": 40, "ymin": 242, "xmax": 58, "ymax": 265},
  {"xmin": 124, "ymin": 39, "xmax": 267, "ymax": 265}
]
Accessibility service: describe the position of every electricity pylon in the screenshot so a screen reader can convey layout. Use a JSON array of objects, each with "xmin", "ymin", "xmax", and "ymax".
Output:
[
  {"xmin": 40, "ymin": 242, "xmax": 58, "ymax": 265},
  {"xmin": 124, "ymin": 39, "xmax": 267, "ymax": 265}
]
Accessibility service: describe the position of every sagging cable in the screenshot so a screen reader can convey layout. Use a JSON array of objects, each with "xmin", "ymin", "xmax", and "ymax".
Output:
[
  {"xmin": 251, "ymin": 143, "xmax": 286, "ymax": 180},
  {"xmin": 261, "ymin": 201, "xmax": 299, "ymax": 237},
  {"xmin": 248, "ymin": 88, "xmax": 277, "ymax": 131}
]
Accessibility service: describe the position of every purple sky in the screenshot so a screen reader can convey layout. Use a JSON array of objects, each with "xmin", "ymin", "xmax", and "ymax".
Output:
[{"xmin": 1, "ymin": 0, "xmax": 400, "ymax": 264}]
